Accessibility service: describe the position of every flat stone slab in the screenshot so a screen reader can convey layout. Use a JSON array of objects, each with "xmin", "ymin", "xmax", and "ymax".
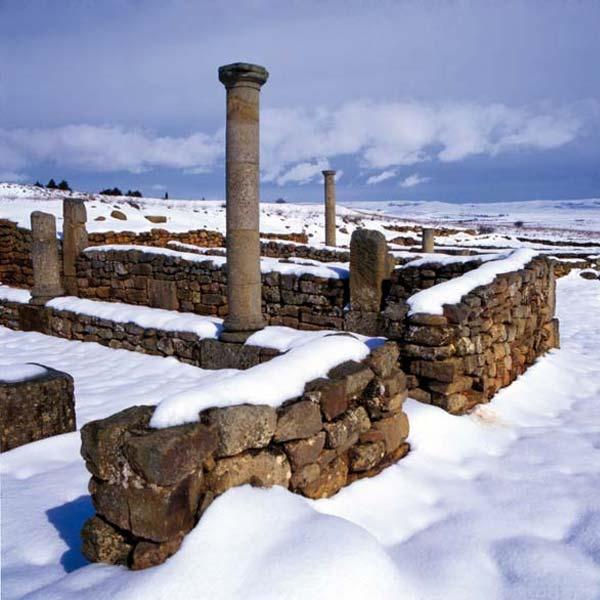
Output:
[{"xmin": 0, "ymin": 363, "xmax": 76, "ymax": 451}]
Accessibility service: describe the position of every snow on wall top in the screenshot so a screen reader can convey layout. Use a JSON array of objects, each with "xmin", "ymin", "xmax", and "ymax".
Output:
[
  {"xmin": 150, "ymin": 333, "xmax": 371, "ymax": 428},
  {"xmin": 0, "ymin": 363, "xmax": 47, "ymax": 383},
  {"xmin": 407, "ymin": 248, "xmax": 539, "ymax": 316},
  {"xmin": 84, "ymin": 244, "xmax": 349, "ymax": 279},
  {"xmin": 0, "ymin": 285, "xmax": 31, "ymax": 303}
]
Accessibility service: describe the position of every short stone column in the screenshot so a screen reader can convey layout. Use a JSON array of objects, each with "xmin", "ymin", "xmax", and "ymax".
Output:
[
  {"xmin": 322, "ymin": 170, "xmax": 337, "ymax": 247},
  {"xmin": 63, "ymin": 198, "xmax": 88, "ymax": 295},
  {"xmin": 346, "ymin": 229, "xmax": 395, "ymax": 335},
  {"xmin": 218, "ymin": 62, "xmax": 269, "ymax": 339},
  {"xmin": 422, "ymin": 228, "xmax": 435, "ymax": 253},
  {"xmin": 30, "ymin": 211, "xmax": 64, "ymax": 305}
]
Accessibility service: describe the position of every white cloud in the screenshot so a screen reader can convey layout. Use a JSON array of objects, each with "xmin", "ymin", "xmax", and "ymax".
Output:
[
  {"xmin": 0, "ymin": 125, "xmax": 223, "ymax": 174},
  {"xmin": 151, "ymin": 184, "xmax": 167, "ymax": 190},
  {"xmin": 0, "ymin": 171, "xmax": 29, "ymax": 183},
  {"xmin": 366, "ymin": 169, "xmax": 397, "ymax": 185},
  {"xmin": 273, "ymin": 158, "xmax": 330, "ymax": 186},
  {"xmin": 0, "ymin": 100, "xmax": 584, "ymax": 185},
  {"xmin": 399, "ymin": 173, "xmax": 430, "ymax": 188}
]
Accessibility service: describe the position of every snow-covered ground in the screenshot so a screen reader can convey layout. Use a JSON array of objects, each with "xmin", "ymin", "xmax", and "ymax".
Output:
[
  {"xmin": 4, "ymin": 183, "xmax": 600, "ymax": 248},
  {"xmin": 1, "ymin": 271, "xmax": 599, "ymax": 599}
]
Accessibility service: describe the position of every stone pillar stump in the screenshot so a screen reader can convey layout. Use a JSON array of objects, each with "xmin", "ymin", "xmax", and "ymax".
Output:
[
  {"xmin": 30, "ymin": 211, "xmax": 64, "ymax": 305},
  {"xmin": 63, "ymin": 198, "xmax": 88, "ymax": 295},
  {"xmin": 218, "ymin": 62, "xmax": 269, "ymax": 340},
  {"xmin": 422, "ymin": 228, "xmax": 435, "ymax": 253},
  {"xmin": 322, "ymin": 170, "xmax": 337, "ymax": 247}
]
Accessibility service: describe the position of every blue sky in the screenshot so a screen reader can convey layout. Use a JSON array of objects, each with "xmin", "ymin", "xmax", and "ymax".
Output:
[{"xmin": 1, "ymin": 0, "xmax": 599, "ymax": 202}]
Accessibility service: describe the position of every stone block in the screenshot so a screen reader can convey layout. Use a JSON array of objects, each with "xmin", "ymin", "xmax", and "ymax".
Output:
[
  {"xmin": 81, "ymin": 515, "xmax": 133, "ymax": 566},
  {"xmin": 299, "ymin": 456, "xmax": 348, "ymax": 499},
  {"xmin": 148, "ymin": 279, "xmax": 179, "ymax": 311},
  {"xmin": 1, "ymin": 364, "xmax": 76, "ymax": 452},
  {"xmin": 124, "ymin": 423, "xmax": 218, "ymax": 485},
  {"xmin": 323, "ymin": 406, "xmax": 370, "ymax": 449},
  {"xmin": 364, "ymin": 341, "xmax": 400, "ymax": 377},
  {"xmin": 372, "ymin": 413, "xmax": 409, "ymax": 454},
  {"xmin": 274, "ymin": 400, "xmax": 322, "ymax": 442},
  {"xmin": 283, "ymin": 432, "xmax": 326, "ymax": 469},
  {"xmin": 90, "ymin": 470, "xmax": 204, "ymax": 542},
  {"xmin": 327, "ymin": 360, "xmax": 375, "ymax": 397},
  {"xmin": 205, "ymin": 404, "xmax": 277, "ymax": 457},
  {"xmin": 349, "ymin": 441, "xmax": 385, "ymax": 472},
  {"xmin": 206, "ymin": 449, "xmax": 291, "ymax": 496}
]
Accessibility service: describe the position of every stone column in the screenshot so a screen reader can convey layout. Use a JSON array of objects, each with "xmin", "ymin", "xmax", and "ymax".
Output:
[
  {"xmin": 422, "ymin": 228, "xmax": 435, "ymax": 253},
  {"xmin": 218, "ymin": 62, "xmax": 268, "ymax": 339},
  {"xmin": 322, "ymin": 170, "xmax": 337, "ymax": 247},
  {"xmin": 62, "ymin": 198, "xmax": 88, "ymax": 295},
  {"xmin": 30, "ymin": 211, "xmax": 64, "ymax": 305}
]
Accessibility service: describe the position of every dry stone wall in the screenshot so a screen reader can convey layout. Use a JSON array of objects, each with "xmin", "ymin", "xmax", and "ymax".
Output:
[
  {"xmin": 76, "ymin": 248, "xmax": 347, "ymax": 330},
  {"xmin": 390, "ymin": 257, "xmax": 559, "ymax": 413},
  {"xmin": 79, "ymin": 341, "xmax": 410, "ymax": 569}
]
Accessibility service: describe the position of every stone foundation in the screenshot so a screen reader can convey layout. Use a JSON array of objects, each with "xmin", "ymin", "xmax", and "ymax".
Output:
[
  {"xmin": 80, "ymin": 342, "xmax": 410, "ymax": 569},
  {"xmin": 0, "ymin": 364, "xmax": 76, "ymax": 451},
  {"xmin": 395, "ymin": 257, "xmax": 559, "ymax": 412}
]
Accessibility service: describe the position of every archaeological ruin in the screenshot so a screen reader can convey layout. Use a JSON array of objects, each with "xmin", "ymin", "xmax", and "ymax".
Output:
[{"xmin": 1, "ymin": 60, "xmax": 598, "ymax": 571}]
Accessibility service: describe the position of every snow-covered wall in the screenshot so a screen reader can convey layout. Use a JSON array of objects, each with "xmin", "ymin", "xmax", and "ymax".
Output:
[
  {"xmin": 394, "ymin": 256, "xmax": 559, "ymax": 413},
  {"xmin": 79, "ymin": 341, "xmax": 410, "ymax": 569}
]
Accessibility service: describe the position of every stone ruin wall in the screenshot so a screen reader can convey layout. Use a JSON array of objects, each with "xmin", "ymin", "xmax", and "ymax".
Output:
[
  {"xmin": 79, "ymin": 342, "xmax": 410, "ymax": 569},
  {"xmin": 387, "ymin": 257, "xmax": 559, "ymax": 413},
  {"xmin": 0, "ymin": 219, "xmax": 343, "ymax": 289},
  {"xmin": 76, "ymin": 248, "xmax": 347, "ymax": 330}
]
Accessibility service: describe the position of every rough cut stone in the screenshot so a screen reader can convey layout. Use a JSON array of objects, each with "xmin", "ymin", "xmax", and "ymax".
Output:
[
  {"xmin": 205, "ymin": 404, "xmax": 277, "ymax": 457},
  {"xmin": 306, "ymin": 378, "xmax": 348, "ymax": 421},
  {"xmin": 327, "ymin": 360, "xmax": 375, "ymax": 397},
  {"xmin": 144, "ymin": 215, "xmax": 168, "ymax": 224},
  {"xmin": 111, "ymin": 210, "xmax": 127, "ymax": 220},
  {"xmin": 323, "ymin": 406, "xmax": 370, "ymax": 449},
  {"xmin": 349, "ymin": 441, "xmax": 386, "ymax": 472},
  {"xmin": 283, "ymin": 431, "xmax": 326, "ymax": 469},
  {"xmin": 124, "ymin": 423, "xmax": 217, "ymax": 485},
  {"xmin": 372, "ymin": 413, "xmax": 409, "ymax": 454},
  {"xmin": 80, "ymin": 406, "xmax": 154, "ymax": 481},
  {"xmin": 81, "ymin": 515, "xmax": 133, "ymax": 565},
  {"xmin": 130, "ymin": 536, "xmax": 183, "ymax": 570},
  {"xmin": 90, "ymin": 470, "xmax": 204, "ymax": 542},
  {"xmin": 1, "ymin": 365, "xmax": 76, "ymax": 452},
  {"xmin": 148, "ymin": 279, "xmax": 179, "ymax": 311},
  {"xmin": 364, "ymin": 341, "xmax": 400, "ymax": 378},
  {"xmin": 274, "ymin": 400, "xmax": 322, "ymax": 442},
  {"xmin": 300, "ymin": 456, "xmax": 348, "ymax": 499},
  {"xmin": 206, "ymin": 449, "xmax": 291, "ymax": 495}
]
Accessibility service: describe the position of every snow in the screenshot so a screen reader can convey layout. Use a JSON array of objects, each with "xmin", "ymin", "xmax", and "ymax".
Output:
[
  {"xmin": 47, "ymin": 296, "xmax": 224, "ymax": 339},
  {"xmin": 0, "ymin": 363, "xmax": 47, "ymax": 383},
  {"xmin": 0, "ymin": 285, "xmax": 31, "ymax": 303},
  {"xmin": 1, "ymin": 271, "xmax": 600, "ymax": 599},
  {"xmin": 84, "ymin": 244, "xmax": 349, "ymax": 279},
  {"xmin": 407, "ymin": 248, "xmax": 539, "ymax": 315},
  {"xmin": 150, "ymin": 333, "xmax": 370, "ymax": 428},
  {"xmin": 400, "ymin": 252, "xmax": 503, "ymax": 268}
]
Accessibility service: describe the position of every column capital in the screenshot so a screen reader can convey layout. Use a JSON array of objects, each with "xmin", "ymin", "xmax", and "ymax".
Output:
[
  {"xmin": 218, "ymin": 62, "xmax": 269, "ymax": 88},
  {"xmin": 322, "ymin": 170, "xmax": 336, "ymax": 177}
]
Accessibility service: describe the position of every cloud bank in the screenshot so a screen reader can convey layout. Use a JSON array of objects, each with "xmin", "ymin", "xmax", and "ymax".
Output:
[{"xmin": 0, "ymin": 100, "xmax": 584, "ymax": 186}]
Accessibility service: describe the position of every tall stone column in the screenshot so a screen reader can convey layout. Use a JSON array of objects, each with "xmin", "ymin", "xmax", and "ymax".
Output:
[
  {"xmin": 218, "ymin": 62, "xmax": 268, "ymax": 339},
  {"xmin": 422, "ymin": 228, "xmax": 435, "ymax": 253},
  {"xmin": 30, "ymin": 211, "xmax": 64, "ymax": 305},
  {"xmin": 322, "ymin": 170, "xmax": 337, "ymax": 247},
  {"xmin": 63, "ymin": 198, "xmax": 88, "ymax": 295}
]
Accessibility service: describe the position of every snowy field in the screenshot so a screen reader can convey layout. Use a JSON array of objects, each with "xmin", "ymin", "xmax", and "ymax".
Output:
[
  {"xmin": 2, "ymin": 182, "xmax": 600, "ymax": 598},
  {"xmin": 3, "ymin": 183, "xmax": 600, "ymax": 249},
  {"xmin": 1, "ymin": 271, "xmax": 599, "ymax": 599}
]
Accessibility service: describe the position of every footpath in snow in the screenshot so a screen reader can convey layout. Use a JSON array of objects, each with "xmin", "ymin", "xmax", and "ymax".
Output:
[{"xmin": 0, "ymin": 272, "xmax": 599, "ymax": 599}]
